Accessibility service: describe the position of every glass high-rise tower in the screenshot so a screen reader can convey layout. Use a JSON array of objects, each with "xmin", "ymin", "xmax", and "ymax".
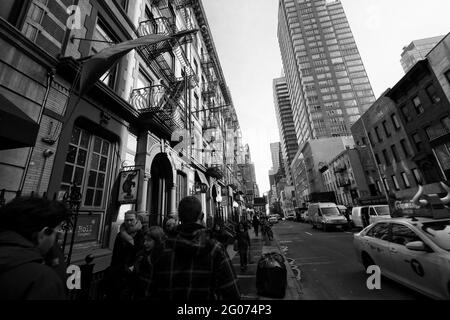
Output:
[
  {"xmin": 273, "ymin": 77, "xmax": 299, "ymax": 185},
  {"xmin": 278, "ymin": 0, "xmax": 376, "ymax": 146}
]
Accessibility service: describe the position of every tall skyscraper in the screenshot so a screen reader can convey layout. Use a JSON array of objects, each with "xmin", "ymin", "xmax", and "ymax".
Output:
[
  {"xmin": 270, "ymin": 142, "xmax": 282, "ymax": 174},
  {"xmin": 273, "ymin": 77, "xmax": 299, "ymax": 185},
  {"xmin": 277, "ymin": 0, "xmax": 376, "ymax": 146},
  {"xmin": 400, "ymin": 35, "xmax": 444, "ymax": 73}
]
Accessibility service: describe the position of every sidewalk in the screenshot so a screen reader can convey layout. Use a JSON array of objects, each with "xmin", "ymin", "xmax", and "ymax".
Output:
[{"xmin": 226, "ymin": 227, "xmax": 302, "ymax": 300}]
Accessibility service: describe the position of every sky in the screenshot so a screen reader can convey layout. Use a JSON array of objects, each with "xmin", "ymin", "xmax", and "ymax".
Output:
[{"xmin": 202, "ymin": 0, "xmax": 450, "ymax": 194}]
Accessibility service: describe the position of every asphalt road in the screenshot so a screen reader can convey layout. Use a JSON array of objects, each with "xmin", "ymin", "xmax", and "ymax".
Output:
[{"xmin": 272, "ymin": 220, "xmax": 429, "ymax": 300}]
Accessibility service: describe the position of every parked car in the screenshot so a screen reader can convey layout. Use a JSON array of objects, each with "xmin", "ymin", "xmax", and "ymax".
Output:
[
  {"xmin": 286, "ymin": 212, "xmax": 296, "ymax": 221},
  {"xmin": 353, "ymin": 217, "xmax": 450, "ymax": 299},
  {"xmin": 268, "ymin": 215, "xmax": 279, "ymax": 224},
  {"xmin": 307, "ymin": 202, "xmax": 348, "ymax": 231},
  {"xmin": 352, "ymin": 205, "xmax": 390, "ymax": 228}
]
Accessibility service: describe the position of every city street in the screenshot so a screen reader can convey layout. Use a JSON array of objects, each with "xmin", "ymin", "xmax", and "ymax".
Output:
[{"xmin": 272, "ymin": 220, "xmax": 429, "ymax": 300}]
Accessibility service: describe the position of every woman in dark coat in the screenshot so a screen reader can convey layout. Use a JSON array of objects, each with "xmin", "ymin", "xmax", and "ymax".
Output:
[{"xmin": 133, "ymin": 226, "xmax": 166, "ymax": 299}]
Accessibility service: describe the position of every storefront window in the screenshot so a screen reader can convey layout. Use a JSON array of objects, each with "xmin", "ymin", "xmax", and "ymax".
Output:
[
  {"xmin": 62, "ymin": 127, "xmax": 112, "ymax": 209},
  {"xmin": 434, "ymin": 143, "xmax": 450, "ymax": 180}
]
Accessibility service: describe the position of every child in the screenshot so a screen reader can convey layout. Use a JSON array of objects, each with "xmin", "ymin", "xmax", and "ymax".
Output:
[
  {"xmin": 133, "ymin": 226, "xmax": 166, "ymax": 299},
  {"xmin": 235, "ymin": 222, "xmax": 251, "ymax": 272}
]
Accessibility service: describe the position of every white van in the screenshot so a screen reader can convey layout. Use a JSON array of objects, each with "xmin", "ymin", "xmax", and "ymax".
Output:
[
  {"xmin": 351, "ymin": 205, "xmax": 390, "ymax": 228},
  {"xmin": 308, "ymin": 203, "xmax": 348, "ymax": 231}
]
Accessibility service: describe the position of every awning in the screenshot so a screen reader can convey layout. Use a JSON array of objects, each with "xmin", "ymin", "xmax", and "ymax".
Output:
[
  {"xmin": 0, "ymin": 93, "xmax": 39, "ymax": 150},
  {"xmin": 195, "ymin": 169, "xmax": 209, "ymax": 187}
]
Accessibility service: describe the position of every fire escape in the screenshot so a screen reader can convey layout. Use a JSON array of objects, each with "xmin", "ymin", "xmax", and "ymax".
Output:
[{"xmin": 129, "ymin": 0, "xmax": 198, "ymax": 130}]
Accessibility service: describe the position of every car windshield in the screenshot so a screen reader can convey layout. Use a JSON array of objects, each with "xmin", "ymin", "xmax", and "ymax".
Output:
[
  {"xmin": 374, "ymin": 206, "xmax": 390, "ymax": 216},
  {"xmin": 320, "ymin": 207, "xmax": 341, "ymax": 216},
  {"xmin": 421, "ymin": 220, "xmax": 450, "ymax": 251}
]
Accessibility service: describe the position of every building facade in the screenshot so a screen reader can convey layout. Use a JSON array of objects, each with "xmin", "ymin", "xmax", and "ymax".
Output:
[
  {"xmin": 291, "ymin": 136, "xmax": 354, "ymax": 204},
  {"xmin": 273, "ymin": 76, "xmax": 298, "ymax": 185},
  {"xmin": 400, "ymin": 35, "xmax": 444, "ymax": 73},
  {"xmin": 0, "ymin": 0, "xmax": 246, "ymax": 272},
  {"xmin": 277, "ymin": 0, "xmax": 376, "ymax": 147},
  {"xmin": 321, "ymin": 147, "xmax": 370, "ymax": 206}
]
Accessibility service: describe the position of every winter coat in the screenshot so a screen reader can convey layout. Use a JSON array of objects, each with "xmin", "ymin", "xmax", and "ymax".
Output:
[
  {"xmin": 0, "ymin": 230, "xmax": 66, "ymax": 300},
  {"xmin": 150, "ymin": 223, "xmax": 241, "ymax": 300},
  {"xmin": 236, "ymin": 230, "xmax": 250, "ymax": 252},
  {"xmin": 106, "ymin": 222, "xmax": 146, "ymax": 299}
]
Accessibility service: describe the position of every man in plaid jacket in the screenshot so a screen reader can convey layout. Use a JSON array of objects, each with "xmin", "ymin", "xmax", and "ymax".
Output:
[{"xmin": 150, "ymin": 196, "xmax": 241, "ymax": 300}]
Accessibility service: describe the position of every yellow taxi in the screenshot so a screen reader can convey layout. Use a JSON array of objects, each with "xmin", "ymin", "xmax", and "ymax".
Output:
[{"xmin": 353, "ymin": 217, "xmax": 450, "ymax": 299}]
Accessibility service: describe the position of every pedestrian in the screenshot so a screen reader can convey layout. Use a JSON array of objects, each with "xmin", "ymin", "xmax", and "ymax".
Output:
[
  {"xmin": 133, "ymin": 226, "xmax": 166, "ymax": 300},
  {"xmin": 252, "ymin": 214, "xmax": 260, "ymax": 237},
  {"xmin": 163, "ymin": 217, "xmax": 179, "ymax": 239},
  {"xmin": 0, "ymin": 197, "xmax": 70, "ymax": 300},
  {"xmin": 150, "ymin": 196, "xmax": 241, "ymax": 300},
  {"xmin": 210, "ymin": 223, "xmax": 229, "ymax": 247},
  {"xmin": 106, "ymin": 210, "xmax": 146, "ymax": 300},
  {"xmin": 235, "ymin": 222, "xmax": 251, "ymax": 272}
]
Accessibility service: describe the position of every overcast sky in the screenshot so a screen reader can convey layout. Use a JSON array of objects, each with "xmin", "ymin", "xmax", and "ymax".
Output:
[{"xmin": 202, "ymin": 0, "xmax": 450, "ymax": 194}]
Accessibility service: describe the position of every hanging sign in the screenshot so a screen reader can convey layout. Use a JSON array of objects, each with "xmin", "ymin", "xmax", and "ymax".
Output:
[{"xmin": 118, "ymin": 170, "xmax": 139, "ymax": 204}]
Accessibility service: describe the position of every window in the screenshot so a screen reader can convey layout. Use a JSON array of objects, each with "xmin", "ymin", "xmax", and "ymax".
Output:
[
  {"xmin": 412, "ymin": 133, "xmax": 424, "ymax": 152},
  {"xmin": 425, "ymin": 123, "xmax": 447, "ymax": 140},
  {"xmin": 374, "ymin": 127, "xmax": 382, "ymax": 142},
  {"xmin": 383, "ymin": 178, "xmax": 390, "ymax": 191},
  {"xmin": 426, "ymin": 84, "xmax": 441, "ymax": 103},
  {"xmin": 62, "ymin": 127, "xmax": 112, "ymax": 208},
  {"xmin": 392, "ymin": 175, "xmax": 400, "ymax": 190},
  {"xmin": 0, "ymin": 0, "xmax": 29, "ymax": 26},
  {"xmin": 382, "ymin": 120, "xmax": 391, "ymax": 137},
  {"xmin": 401, "ymin": 105, "xmax": 412, "ymax": 123},
  {"xmin": 390, "ymin": 224, "xmax": 421, "ymax": 246},
  {"xmin": 433, "ymin": 142, "xmax": 450, "ymax": 180},
  {"xmin": 368, "ymin": 132, "xmax": 374, "ymax": 147},
  {"xmin": 412, "ymin": 96, "xmax": 424, "ymax": 114},
  {"xmin": 391, "ymin": 113, "xmax": 401, "ymax": 130},
  {"xmin": 366, "ymin": 223, "xmax": 390, "ymax": 241},
  {"xmin": 382, "ymin": 149, "xmax": 391, "ymax": 166},
  {"xmin": 91, "ymin": 18, "xmax": 118, "ymax": 90},
  {"xmin": 401, "ymin": 172, "xmax": 411, "ymax": 188},
  {"xmin": 374, "ymin": 153, "xmax": 381, "ymax": 165},
  {"xmin": 399, "ymin": 139, "xmax": 410, "ymax": 158},
  {"xmin": 116, "ymin": 0, "xmax": 129, "ymax": 10},
  {"xmin": 391, "ymin": 145, "xmax": 400, "ymax": 162},
  {"xmin": 412, "ymin": 168, "xmax": 422, "ymax": 185},
  {"xmin": 176, "ymin": 172, "xmax": 187, "ymax": 205}
]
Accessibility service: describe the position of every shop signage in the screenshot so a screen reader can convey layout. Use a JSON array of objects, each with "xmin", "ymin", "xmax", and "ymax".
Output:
[
  {"xmin": 65, "ymin": 214, "xmax": 101, "ymax": 243},
  {"xmin": 118, "ymin": 170, "xmax": 139, "ymax": 204}
]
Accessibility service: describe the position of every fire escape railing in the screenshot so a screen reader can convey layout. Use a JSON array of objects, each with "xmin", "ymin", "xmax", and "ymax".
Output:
[
  {"xmin": 146, "ymin": 0, "xmax": 198, "ymax": 88},
  {"xmin": 130, "ymin": 82, "xmax": 185, "ymax": 130}
]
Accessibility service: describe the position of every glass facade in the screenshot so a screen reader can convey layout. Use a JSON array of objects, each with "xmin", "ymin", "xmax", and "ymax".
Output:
[{"xmin": 278, "ymin": 0, "xmax": 375, "ymax": 145}]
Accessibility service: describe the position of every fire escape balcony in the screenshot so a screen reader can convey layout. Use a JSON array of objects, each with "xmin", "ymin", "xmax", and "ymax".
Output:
[
  {"xmin": 130, "ymin": 83, "xmax": 185, "ymax": 130},
  {"xmin": 201, "ymin": 81, "xmax": 217, "ymax": 99}
]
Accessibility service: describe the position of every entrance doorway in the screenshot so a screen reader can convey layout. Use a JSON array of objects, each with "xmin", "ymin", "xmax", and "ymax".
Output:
[{"xmin": 149, "ymin": 153, "xmax": 173, "ymax": 226}]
